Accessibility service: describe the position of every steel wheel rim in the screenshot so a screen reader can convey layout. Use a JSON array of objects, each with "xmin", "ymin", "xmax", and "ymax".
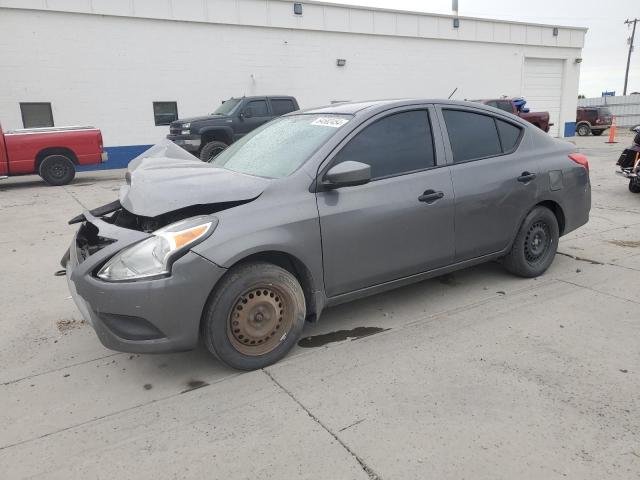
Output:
[
  {"xmin": 50, "ymin": 160, "xmax": 69, "ymax": 179},
  {"xmin": 227, "ymin": 285, "xmax": 293, "ymax": 356},
  {"xmin": 524, "ymin": 221, "xmax": 551, "ymax": 264}
]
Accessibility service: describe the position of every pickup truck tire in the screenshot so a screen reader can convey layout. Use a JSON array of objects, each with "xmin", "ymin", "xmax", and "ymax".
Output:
[
  {"xmin": 201, "ymin": 262, "xmax": 306, "ymax": 370},
  {"xmin": 39, "ymin": 154, "xmax": 76, "ymax": 186},
  {"xmin": 503, "ymin": 206, "xmax": 559, "ymax": 278},
  {"xmin": 576, "ymin": 123, "xmax": 591, "ymax": 136},
  {"xmin": 629, "ymin": 179, "xmax": 640, "ymax": 193},
  {"xmin": 199, "ymin": 141, "xmax": 228, "ymax": 162}
]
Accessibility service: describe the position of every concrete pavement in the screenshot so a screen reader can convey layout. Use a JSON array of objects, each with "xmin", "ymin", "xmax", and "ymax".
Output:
[{"xmin": 1, "ymin": 135, "xmax": 639, "ymax": 479}]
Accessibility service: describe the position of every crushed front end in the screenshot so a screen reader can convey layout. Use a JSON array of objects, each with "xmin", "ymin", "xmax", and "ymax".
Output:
[{"xmin": 63, "ymin": 207, "xmax": 226, "ymax": 353}]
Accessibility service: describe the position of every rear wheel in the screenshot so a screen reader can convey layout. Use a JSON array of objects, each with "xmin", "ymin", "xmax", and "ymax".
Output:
[
  {"xmin": 199, "ymin": 141, "xmax": 228, "ymax": 162},
  {"xmin": 39, "ymin": 154, "xmax": 76, "ymax": 186},
  {"xmin": 629, "ymin": 179, "xmax": 640, "ymax": 193},
  {"xmin": 202, "ymin": 262, "xmax": 306, "ymax": 370},
  {"xmin": 503, "ymin": 206, "xmax": 559, "ymax": 278},
  {"xmin": 576, "ymin": 124, "xmax": 591, "ymax": 136}
]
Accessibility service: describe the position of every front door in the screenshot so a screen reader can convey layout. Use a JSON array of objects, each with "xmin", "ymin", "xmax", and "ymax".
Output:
[
  {"xmin": 317, "ymin": 108, "xmax": 455, "ymax": 297},
  {"xmin": 235, "ymin": 99, "xmax": 272, "ymax": 138},
  {"xmin": 438, "ymin": 107, "xmax": 540, "ymax": 261}
]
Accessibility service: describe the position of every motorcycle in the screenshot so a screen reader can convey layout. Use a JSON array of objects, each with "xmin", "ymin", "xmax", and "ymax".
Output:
[{"xmin": 616, "ymin": 125, "xmax": 640, "ymax": 193}]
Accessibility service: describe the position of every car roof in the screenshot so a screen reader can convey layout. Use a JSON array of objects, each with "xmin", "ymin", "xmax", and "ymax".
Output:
[{"xmin": 297, "ymin": 99, "xmax": 512, "ymax": 117}]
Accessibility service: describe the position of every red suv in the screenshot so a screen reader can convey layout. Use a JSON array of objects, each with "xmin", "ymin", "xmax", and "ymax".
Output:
[{"xmin": 576, "ymin": 107, "xmax": 612, "ymax": 136}]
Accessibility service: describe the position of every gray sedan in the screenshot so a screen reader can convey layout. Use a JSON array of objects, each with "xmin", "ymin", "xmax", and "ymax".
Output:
[{"xmin": 63, "ymin": 99, "xmax": 591, "ymax": 370}]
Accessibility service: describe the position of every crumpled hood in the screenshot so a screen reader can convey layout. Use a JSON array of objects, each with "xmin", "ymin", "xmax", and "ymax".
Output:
[{"xmin": 119, "ymin": 141, "xmax": 269, "ymax": 217}]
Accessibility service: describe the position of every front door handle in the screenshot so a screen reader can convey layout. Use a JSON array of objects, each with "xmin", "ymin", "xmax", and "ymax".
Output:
[
  {"xmin": 517, "ymin": 172, "xmax": 537, "ymax": 183},
  {"xmin": 418, "ymin": 190, "xmax": 445, "ymax": 204}
]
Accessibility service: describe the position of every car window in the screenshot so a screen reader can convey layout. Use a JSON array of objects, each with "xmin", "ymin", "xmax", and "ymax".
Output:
[
  {"xmin": 443, "ymin": 109, "xmax": 502, "ymax": 163},
  {"xmin": 211, "ymin": 114, "xmax": 351, "ymax": 178},
  {"xmin": 485, "ymin": 101, "xmax": 498, "ymax": 108},
  {"xmin": 213, "ymin": 98, "xmax": 241, "ymax": 115},
  {"xmin": 496, "ymin": 101, "xmax": 514, "ymax": 113},
  {"xmin": 245, "ymin": 100, "xmax": 269, "ymax": 117},
  {"xmin": 271, "ymin": 99, "xmax": 297, "ymax": 115},
  {"xmin": 332, "ymin": 110, "xmax": 435, "ymax": 179},
  {"xmin": 496, "ymin": 119, "xmax": 522, "ymax": 152}
]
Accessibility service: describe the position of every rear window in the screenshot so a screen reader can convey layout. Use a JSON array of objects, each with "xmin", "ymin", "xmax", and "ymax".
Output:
[
  {"xmin": 443, "ymin": 109, "xmax": 522, "ymax": 162},
  {"xmin": 271, "ymin": 99, "xmax": 297, "ymax": 115},
  {"xmin": 443, "ymin": 110, "xmax": 502, "ymax": 162}
]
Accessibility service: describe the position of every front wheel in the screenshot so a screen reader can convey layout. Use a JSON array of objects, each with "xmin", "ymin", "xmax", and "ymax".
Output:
[
  {"xmin": 39, "ymin": 154, "xmax": 76, "ymax": 186},
  {"xmin": 503, "ymin": 206, "xmax": 559, "ymax": 278},
  {"xmin": 199, "ymin": 141, "xmax": 228, "ymax": 162},
  {"xmin": 202, "ymin": 262, "xmax": 306, "ymax": 370},
  {"xmin": 629, "ymin": 179, "xmax": 640, "ymax": 193},
  {"xmin": 576, "ymin": 124, "xmax": 591, "ymax": 136}
]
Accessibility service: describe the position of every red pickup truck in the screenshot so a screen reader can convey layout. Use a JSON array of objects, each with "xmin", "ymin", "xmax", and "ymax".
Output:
[
  {"xmin": 0, "ymin": 124, "xmax": 107, "ymax": 185},
  {"xmin": 473, "ymin": 98, "xmax": 553, "ymax": 133}
]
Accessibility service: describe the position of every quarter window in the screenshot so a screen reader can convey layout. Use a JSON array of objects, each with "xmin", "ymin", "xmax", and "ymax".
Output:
[
  {"xmin": 443, "ymin": 110, "xmax": 502, "ymax": 163},
  {"xmin": 332, "ymin": 110, "xmax": 435, "ymax": 179},
  {"xmin": 270, "ymin": 99, "xmax": 296, "ymax": 115},
  {"xmin": 153, "ymin": 101, "xmax": 178, "ymax": 126},
  {"xmin": 495, "ymin": 101, "xmax": 514, "ymax": 113},
  {"xmin": 496, "ymin": 119, "xmax": 522, "ymax": 152},
  {"xmin": 245, "ymin": 100, "xmax": 269, "ymax": 117},
  {"xmin": 20, "ymin": 102, "xmax": 54, "ymax": 128}
]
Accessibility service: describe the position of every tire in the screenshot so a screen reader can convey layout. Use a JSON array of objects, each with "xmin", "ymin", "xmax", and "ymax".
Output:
[
  {"xmin": 576, "ymin": 124, "xmax": 591, "ymax": 136},
  {"xmin": 503, "ymin": 206, "xmax": 559, "ymax": 278},
  {"xmin": 629, "ymin": 179, "xmax": 640, "ymax": 194},
  {"xmin": 201, "ymin": 262, "xmax": 306, "ymax": 370},
  {"xmin": 199, "ymin": 141, "xmax": 228, "ymax": 162},
  {"xmin": 592, "ymin": 129, "xmax": 604, "ymax": 136},
  {"xmin": 39, "ymin": 154, "xmax": 76, "ymax": 186}
]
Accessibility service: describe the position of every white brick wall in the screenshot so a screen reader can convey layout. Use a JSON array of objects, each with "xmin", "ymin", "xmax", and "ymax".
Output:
[{"xmin": 0, "ymin": 4, "xmax": 584, "ymax": 144}]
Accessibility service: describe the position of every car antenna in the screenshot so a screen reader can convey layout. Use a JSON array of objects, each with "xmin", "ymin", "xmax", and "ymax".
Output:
[{"xmin": 448, "ymin": 87, "xmax": 458, "ymax": 99}]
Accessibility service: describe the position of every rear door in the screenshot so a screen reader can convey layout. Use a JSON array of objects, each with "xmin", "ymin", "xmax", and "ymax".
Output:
[
  {"xmin": 437, "ymin": 106, "xmax": 539, "ymax": 261},
  {"xmin": 269, "ymin": 98, "xmax": 298, "ymax": 117},
  {"xmin": 317, "ymin": 106, "xmax": 455, "ymax": 297}
]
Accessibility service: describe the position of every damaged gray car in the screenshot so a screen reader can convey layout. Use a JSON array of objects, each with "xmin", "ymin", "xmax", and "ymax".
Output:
[{"xmin": 63, "ymin": 100, "xmax": 591, "ymax": 370}]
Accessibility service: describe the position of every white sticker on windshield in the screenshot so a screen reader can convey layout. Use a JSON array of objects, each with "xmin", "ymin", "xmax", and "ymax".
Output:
[{"xmin": 311, "ymin": 117, "xmax": 349, "ymax": 128}]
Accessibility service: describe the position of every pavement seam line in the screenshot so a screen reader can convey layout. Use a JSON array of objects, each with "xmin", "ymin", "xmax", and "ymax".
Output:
[
  {"xmin": 61, "ymin": 185, "xmax": 87, "ymax": 209},
  {"xmin": 1, "ymin": 352, "xmax": 122, "ymax": 386},
  {"xmin": 262, "ymin": 369, "xmax": 382, "ymax": 480},
  {"xmin": 556, "ymin": 278, "xmax": 640, "ymax": 306},
  {"xmin": 557, "ymin": 250, "xmax": 640, "ymax": 272},
  {"xmin": 0, "ymin": 372, "xmax": 242, "ymax": 451}
]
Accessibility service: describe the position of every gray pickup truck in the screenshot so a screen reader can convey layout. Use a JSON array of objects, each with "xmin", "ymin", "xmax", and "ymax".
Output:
[{"xmin": 167, "ymin": 96, "xmax": 299, "ymax": 161}]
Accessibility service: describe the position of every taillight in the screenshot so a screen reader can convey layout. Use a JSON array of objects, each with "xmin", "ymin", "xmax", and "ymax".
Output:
[
  {"xmin": 569, "ymin": 153, "xmax": 589, "ymax": 172},
  {"xmin": 98, "ymin": 131, "xmax": 103, "ymax": 151}
]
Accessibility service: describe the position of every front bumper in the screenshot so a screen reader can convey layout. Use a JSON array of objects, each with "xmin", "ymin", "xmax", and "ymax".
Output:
[
  {"xmin": 167, "ymin": 134, "xmax": 202, "ymax": 152},
  {"xmin": 64, "ymin": 212, "xmax": 226, "ymax": 353}
]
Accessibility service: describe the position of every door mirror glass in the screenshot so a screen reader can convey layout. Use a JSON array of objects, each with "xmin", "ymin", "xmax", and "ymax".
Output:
[
  {"xmin": 323, "ymin": 161, "xmax": 371, "ymax": 189},
  {"xmin": 241, "ymin": 108, "xmax": 253, "ymax": 118}
]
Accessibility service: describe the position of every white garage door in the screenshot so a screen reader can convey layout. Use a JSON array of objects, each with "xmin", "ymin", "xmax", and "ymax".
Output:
[{"xmin": 522, "ymin": 58, "xmax": 563, "ymax": 137}]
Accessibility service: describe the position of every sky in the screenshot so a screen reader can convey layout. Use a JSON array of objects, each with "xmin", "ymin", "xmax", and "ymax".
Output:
[{"xmin": 322, "ymin": 0, "xmax": 640, "ymax": 98}]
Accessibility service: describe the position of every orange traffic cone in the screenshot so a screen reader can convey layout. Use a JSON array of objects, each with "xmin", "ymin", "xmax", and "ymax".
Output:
[{"xmin": 606, "ymin": 116, "xmax": 617, "ymax": 143}]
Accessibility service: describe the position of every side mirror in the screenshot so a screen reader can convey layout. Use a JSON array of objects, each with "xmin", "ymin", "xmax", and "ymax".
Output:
[
  {"xmin": 323, "ymin": 161, "xmax": 371, "ymax": 189},
  {"xmin": 241, "ymin": 108, "xmax": 253, "ymax": 119}
]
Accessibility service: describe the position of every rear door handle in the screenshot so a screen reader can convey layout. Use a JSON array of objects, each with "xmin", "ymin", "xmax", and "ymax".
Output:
[
  {"xmin": 517, "ymin": 172, "xmax": 537, "ymax": 183},
  {"xmin": 418, "ymin": 190, "xmax": 444, "ymax": 204}
]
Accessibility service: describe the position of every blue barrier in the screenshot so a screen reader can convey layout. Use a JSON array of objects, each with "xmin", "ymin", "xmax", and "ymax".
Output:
[
  {"xmin": 564, "ymin": 122, "xmax": 576, "ymax": 137},
  {"xmin": 77, "ymin": 144, "xmax": 153, "ymax": 171}
]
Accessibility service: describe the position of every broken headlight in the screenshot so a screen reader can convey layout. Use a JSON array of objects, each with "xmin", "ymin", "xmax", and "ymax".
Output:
[{"xmin": 97, "ymin": 216, "xmax": 216, "ymax": 281}]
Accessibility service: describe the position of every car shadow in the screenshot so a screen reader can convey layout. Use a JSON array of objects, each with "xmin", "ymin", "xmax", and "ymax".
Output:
[{"xmin": 0, "ymin": 173, "xmax": 124, "ymax": 191}]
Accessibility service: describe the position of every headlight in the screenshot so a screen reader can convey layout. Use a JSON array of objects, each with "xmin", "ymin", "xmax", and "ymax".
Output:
[
  {"xmin": 182, "ymin": 123, "xmax": 191, "ymax": 129},
  {"xmin": 97, "ymin": 216, "xmax": 216, "ymax": 281}
]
